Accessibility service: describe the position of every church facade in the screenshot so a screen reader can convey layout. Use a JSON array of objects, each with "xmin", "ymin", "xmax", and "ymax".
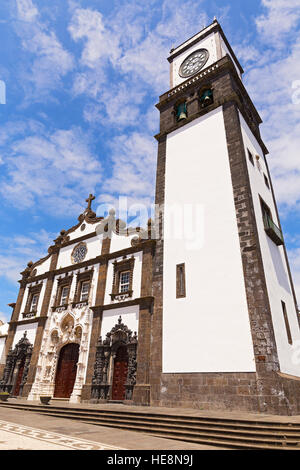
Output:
[{"xmin": 1, "ymin": 19, "xmax": 300, "ymax": 415}]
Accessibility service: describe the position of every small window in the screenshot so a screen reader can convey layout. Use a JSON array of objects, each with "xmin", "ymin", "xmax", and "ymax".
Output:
[
  {"xmin": 248, "ymin": 149, "xmax": 254, "ymax": 166},
  {"xmin": 60, "ymin": 286, "xmax": 69, "ymax": 305},
  {"xmin": 261, "ymin": 198, "xmax": 272, "ymax": 219},
  {"xmin": 176, "ymin": 263, "xmax": 186, "ymax": 298},
  {"xmin": 282, "ymin": 301, "xmax": 293, "ymax": 345},
  {"xmin": 264, "ymin": 174, "xmax": 270, "ymax": 189},
  {"xmin": 30, "ymin": 294, "xmax": 39, "ymax": 312},
  {"xmin": 80, "ymin": 281, "xmax": 90, "ymax": 302},
  {"xmin": 260, "ymin": 197, "xmax": 284, "ymax": 246},
  {"xmin": 119, "ymin": 271, "xmax": 130, "ymax": 293}
]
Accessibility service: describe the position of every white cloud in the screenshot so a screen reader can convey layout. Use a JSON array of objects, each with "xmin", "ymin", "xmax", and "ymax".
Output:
[
  {"xmin": 68, "ymin": 0, "xmax": 208, "ymax": 118},
  {"xmin": 243, "ymin": 1, "xmax": 300, "ymax": 216},
  {"xmin": 256, "ymin": 0, "xmax": 300, "ymax": 46},
  {"xmin": 97, "ymin": 131, "xmax": 157, "ymax": 211},
  {"xmin": 288, "ymin": 245, "xmax": 300, "ymax": 306},
  {"xmin": 0, "ymin": 125, "xmax": 102, "ymax": 216},
  {"xmin": 16, "ymin": 0, "xmax": 38, "ymax": 22},
  {"xmin": 0, "ymin": 229, "xmax": 56, "ymax": 292},
  {"xmin": 68, "ymin": 8, "xmax": 120, "ymax": 69},
  {"xmin": 14, "ymin": 0, "xmax": 74, "ymax": 100}
]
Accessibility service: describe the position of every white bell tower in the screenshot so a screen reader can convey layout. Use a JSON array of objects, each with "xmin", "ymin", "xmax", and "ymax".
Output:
[{"xmin": 150, "ymin": 19, "xmax": 300, "ymax": 415}]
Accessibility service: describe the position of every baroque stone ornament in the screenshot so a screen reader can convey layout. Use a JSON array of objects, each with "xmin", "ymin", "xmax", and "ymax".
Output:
[
  {"xmin": 71, "ymin": 242, "xmax": 88, "ymax": 264},
  {"xmin": 91, "ymin": 316, "xmax": 138, "ymax": 401},
  {"xmin": 0, "ymin": 332, "xmax": 33, "ymax": 396}
]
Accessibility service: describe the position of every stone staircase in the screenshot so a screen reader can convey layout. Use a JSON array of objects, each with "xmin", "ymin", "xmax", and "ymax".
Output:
[{"xmin": 1, "ymin": 401, "xmax": 300, "ymax": 450}]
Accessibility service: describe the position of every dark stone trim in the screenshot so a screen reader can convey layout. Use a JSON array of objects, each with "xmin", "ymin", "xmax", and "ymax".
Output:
[
  {"xmin": 223, "ymin": 100, "xmax": 279, "ymax": 370},
  {"xmin": 17, "ymin": 240, "xmax": 156, "ymax": 286},
  {"xmin": 8, "ymin": 317, "xmax": 45, "ymax": 326},
  {"xmin": 91, "ymin": 296, "xmax": 154, "ymax": 312}
]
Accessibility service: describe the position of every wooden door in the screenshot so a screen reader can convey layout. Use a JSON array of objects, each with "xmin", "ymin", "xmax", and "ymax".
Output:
[
  {"xmin": 112, "ymin": 346, "xmax": 128, "ymax": 401},
  {"xmin": 14, "ymin": 357, "xmax": 25, "ymax": 396},
  {"xmin": 54, "ymin": 343, "xmax": 79, "ymax": 398}
]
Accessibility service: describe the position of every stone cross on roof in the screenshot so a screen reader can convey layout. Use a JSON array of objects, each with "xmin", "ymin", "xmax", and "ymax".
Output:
[{"xmin": 86, "ymin": 194, "xmax": 95, "ymax": 211}]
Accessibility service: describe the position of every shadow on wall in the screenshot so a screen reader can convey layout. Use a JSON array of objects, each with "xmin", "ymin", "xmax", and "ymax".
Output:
[{"xmin": 267, "ymin": 238, "xmax": 291, "ymax": 293}]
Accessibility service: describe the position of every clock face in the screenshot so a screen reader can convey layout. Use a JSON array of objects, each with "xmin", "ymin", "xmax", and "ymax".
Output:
[
  {"xmin": 71, "ymin": 243, "xmax": 87, "ymax": 264},
  {"xmin": 179, "ymin": 49, "xmax": 209, "ymax": 78}
]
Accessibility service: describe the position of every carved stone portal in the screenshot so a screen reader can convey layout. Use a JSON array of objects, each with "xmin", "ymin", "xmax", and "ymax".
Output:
[
  {"xmin": 0, "ymin": 332, "xmax": 33, "ymax": 396},
  {"xmin": 91, "ymin": 316, "xmax": 138, "ymax": 401}
]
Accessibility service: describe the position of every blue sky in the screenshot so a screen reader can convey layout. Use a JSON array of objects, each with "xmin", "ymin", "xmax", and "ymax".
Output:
[{"xmin": 1, "ymin": 0, "xmax": 300, "ymax": 322}]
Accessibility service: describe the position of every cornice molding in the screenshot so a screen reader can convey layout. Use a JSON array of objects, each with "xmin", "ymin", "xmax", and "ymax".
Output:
[
  {"xmin": 90, "ymin": 295, "xmax": 154, "ymax": 312},
  {"xmin": 18, "ymin": 239, "xmax": 156, "ymax": 286}
]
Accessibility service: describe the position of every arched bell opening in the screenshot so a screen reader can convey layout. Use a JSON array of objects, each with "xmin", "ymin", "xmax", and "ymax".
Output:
[{"xmin": 53, "ymin": 342, "xmax": 80, "ymax": 398}]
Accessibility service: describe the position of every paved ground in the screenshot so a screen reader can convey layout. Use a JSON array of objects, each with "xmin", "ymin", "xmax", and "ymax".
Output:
[
  {"xmin": 0, "ymin": 406, "xmax": 217, "ymax": 450},
  {"xmin": 1, "ymin": 398, "xmax": 299, "ymax": 450}
]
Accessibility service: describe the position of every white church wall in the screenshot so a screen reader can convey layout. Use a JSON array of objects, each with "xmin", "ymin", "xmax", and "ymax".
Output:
[
  {"xmin": 219, "ymin": 36, "xmax": 242, "ymax": 79},
  {"xmin": 0, "ymin": 338, "xmax": 6, "ymax": 364},
  {"xmin": 239, "ymin": 111, "xmax": 300, "ymax": 377},
  {"xmin": 104, "ymin": 251, "xmax": 143, "ymax": 305},
  {"xmin": 57, "ymin": 235, "xmax": 102, "ymax": 269},
  {"xmin": 12, "ymin": 323, "xmax": 38, "ymax": 348},
  {"xmin": 109, "ymin": 232, "xmax": 133, "ymax": 254},
  {"xmin": 68, "ymin": 221, "xmax": 100, "ymax": 241},
  {"xmin": 0, "ymin": 329, "xmax": 8, "ymax": 364},
  {"xmin": 35, "ymin": 256, "xmax": 51, "ymax": 276},
  {"xmin": 101, "ymin": 305, "xmax": 139, "ymax": 340},
  {"xmin": 162, "ymin": 107, "xmax": 255, "ymax": 373}
]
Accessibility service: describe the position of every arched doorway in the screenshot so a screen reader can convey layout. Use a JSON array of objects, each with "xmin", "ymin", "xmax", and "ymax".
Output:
[
  {"xmin": 0, "ymin": 332, "xmax": 33, "ymax": 396},
  {"xmin": 112, "ymin": 345, "xmax": 128, "ymax": 401},
  {"xmin": 91, "ymin": 316, "xmax": 138, "ymax": 401},
  {"xmin": 14, "ymin": 357, "xmax": 26, "ymax": 396},
  {"xmin": 54, "ymin": 343, "xmax": 79, "ymax": 398}
]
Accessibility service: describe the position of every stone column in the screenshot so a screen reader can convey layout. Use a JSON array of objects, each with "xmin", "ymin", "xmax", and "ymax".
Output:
[
  {"xmin": 132, "ymin": 243, "xmax": 154, "ymax": 405},
  {"xmin": 22, "ymin": 249, "xmax": 59, "ymax": 397},
  {"xmin": 150, "ymin": 136, "xmax": 166, "ymax": 406}
]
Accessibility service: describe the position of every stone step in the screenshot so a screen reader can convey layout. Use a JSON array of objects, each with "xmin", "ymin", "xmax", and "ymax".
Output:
[
  {"xmin": 29, "ymin": 412, "xmax": 300, "ymax": 449},
  {"xmin": 1, "ymin": 402, "xmax": 299, "ymax": 450},
  {"xmin": 51, "ymin": 398, "xmax": 70, "ymax": 402},
  {"xmin": 2, "ymin": 402, "xmax": 300, "ymax": 433}
]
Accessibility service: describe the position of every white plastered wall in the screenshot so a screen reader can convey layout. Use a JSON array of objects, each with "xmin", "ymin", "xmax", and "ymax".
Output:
[
  {"xmin": 239, "ymin": 111, "xmax": 300, "ymax": 377},
  {"xmin": 57, "ymin": 235, "xmax": 102, "ymax": 269},
  {"xmin": 0, "ymin": 338, "xmax": 6, "ymax": 364},
  {"xmin": 101, "ymin": 305, "xmax": 139, "ymax": 339},
  {"xmin": 12, "ymin": 323, "xmax": 38, "ymax": 348},
  {"xmin": 162, "ymin": 107, "xmax": 255, "ymax": 373}
]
